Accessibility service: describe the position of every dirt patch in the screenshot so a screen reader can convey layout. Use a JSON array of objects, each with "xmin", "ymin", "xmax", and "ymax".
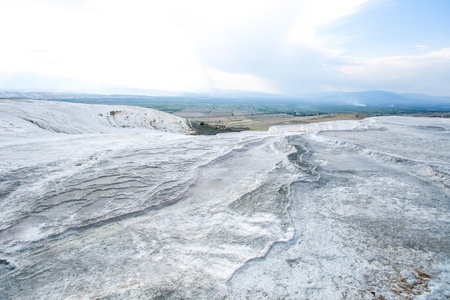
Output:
[
  {"xmin": 189, "ymin": 113, "xmax": 369, "ymax": 131},
  {"xmin": 189, "ymin": 121, "xmax": 249, "ymax": 135}
]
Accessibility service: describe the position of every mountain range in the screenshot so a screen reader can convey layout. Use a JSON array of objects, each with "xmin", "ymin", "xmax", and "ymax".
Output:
[{"xmin": 1, "ymin": 89, "xmax": 450, "ymax": 111}]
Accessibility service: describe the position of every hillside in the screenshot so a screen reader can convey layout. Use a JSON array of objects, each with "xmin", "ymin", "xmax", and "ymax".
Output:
[
  {"xmin": 297, "ymin": 90, "xmax": 450, "ymax": 108},
  {"xmin": 0, "ymin": 99, "xmax": 194, "ymax": 137}
]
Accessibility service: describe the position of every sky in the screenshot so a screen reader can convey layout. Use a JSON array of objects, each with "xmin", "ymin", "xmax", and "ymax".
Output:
[{"xmin": 0, "ymin": 0, "xmax": 449, "ymax": 96}]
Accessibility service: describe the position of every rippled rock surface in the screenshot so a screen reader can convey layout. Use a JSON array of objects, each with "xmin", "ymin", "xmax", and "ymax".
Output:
[{"xmin": 0, "ymin": 100, "xmax": 449, "ymax": 299}]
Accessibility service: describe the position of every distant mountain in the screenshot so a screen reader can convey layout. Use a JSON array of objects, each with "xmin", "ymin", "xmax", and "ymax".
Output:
[
  {"xmin": 1, "ymin": 89, "xmax": 450, "ymax": 110},
  {"xmin": 0, "ymin": 72, "xmax": 182, "ymax": 96},
  {"xmin": 295, "ymin": 90, "xmax": 450, "ymax": 108},
  {"xmin": 182, "ymin": 88, "xmax": 286, "ymax": 99},
  {"xmin": 0, "ymin": 90, "xmax": 178, "ymax": 100}
]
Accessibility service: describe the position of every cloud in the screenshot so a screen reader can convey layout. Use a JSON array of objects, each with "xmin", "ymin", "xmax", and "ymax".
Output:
[
  {"xmin": 195, "ymin": 0, "xmax": 372, "ymax": 94},
  {"xmin": 1, "ymin": 0, "xmax": 449, "ymax": 96},
  {"xmin": 0, "ymin": 0, "xmax": 374, "ymax": 94},
  {"xmin": 0, "ymin": 0, "xmax": 199, "ymax": 90},
  {"xmin": 287, "ymin": 0, "xmax": 369, "ymax": 49},
  {"xmin": 337, "ymin": 48, "xmax": 450, "ymax": 95}
]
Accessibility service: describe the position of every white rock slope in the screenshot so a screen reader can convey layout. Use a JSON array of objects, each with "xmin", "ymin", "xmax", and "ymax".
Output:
[
  {"xmin": 0, "ymin": 100, "xmax": 449, "ymax": 299},
  {"xmin": 0, "ymin": 99, "xmax": 193, "ymax": 137}
]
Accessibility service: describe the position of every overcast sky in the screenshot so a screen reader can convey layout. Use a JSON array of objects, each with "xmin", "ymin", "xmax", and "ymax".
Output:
[{"xmin": 1, "ymin": 0, "xmax": 449, "ymax": 96}]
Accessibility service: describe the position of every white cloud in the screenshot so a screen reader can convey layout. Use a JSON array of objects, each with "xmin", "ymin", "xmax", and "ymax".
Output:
[
  {"xmin": 0, "ymin": 0, "xmax": 285, "ymax": 92},
  {"xmin": 191, "ymin": 0, "xmax": 377, "ymax": 95},
  {"xmin": 7, "ymin": 0, "xmax": 448, "ymax": 96},
  {"xmin": 288, "ymin": 0, "xmax": 369, "ymax": 50},
  {"xmin": 340, "ymin": 48, "xmax": 450, "ymax": 76},
  {"xmin": 0, "ymin": 0, "xmax": 200, "ymax": 90},
  {"xmin": 338, "ymin": 48, "xmax": 450, "ymax": 95}
]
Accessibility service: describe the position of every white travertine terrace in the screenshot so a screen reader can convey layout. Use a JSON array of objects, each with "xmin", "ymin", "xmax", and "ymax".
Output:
[{"xmin": 0, "ymin": 100, "xmax": 449, "ymax": 299}]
